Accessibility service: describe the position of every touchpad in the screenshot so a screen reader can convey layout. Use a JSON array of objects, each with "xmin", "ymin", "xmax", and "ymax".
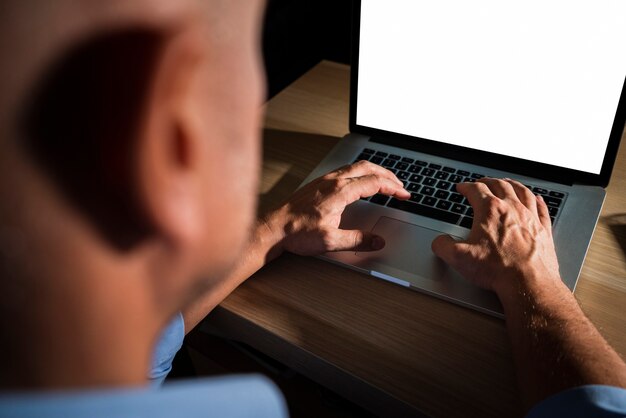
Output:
[{"xmin": 356, "ymin": 216, "xmax": 462, "ymax": 280}]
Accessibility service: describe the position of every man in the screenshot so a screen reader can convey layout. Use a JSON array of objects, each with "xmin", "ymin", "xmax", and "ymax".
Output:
[{"xmin": 0, "ymin": 0, "xmax": 625, "ymax": 417}]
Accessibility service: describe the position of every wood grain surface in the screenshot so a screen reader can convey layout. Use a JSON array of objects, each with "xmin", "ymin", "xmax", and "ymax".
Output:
[{"xmin": 199, "ymin": 61, "xmax": 626, "ymax": 418}]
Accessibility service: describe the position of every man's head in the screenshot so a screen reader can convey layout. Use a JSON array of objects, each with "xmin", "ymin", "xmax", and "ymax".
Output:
[{"xmin": 0, "ymin": 0, "xmax": 266, "ymax": 387}]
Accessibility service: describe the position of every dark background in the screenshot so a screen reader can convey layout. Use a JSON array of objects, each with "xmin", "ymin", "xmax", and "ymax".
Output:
[{"xmin": 262, "ymin": 0, "xmax": 353, "ymax": 98}]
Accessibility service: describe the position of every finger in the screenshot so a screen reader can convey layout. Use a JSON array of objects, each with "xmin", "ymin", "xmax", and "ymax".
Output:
[
  {"xmin": 455, "ymin": 182, "xmax": 493, "ymax": 215},
  {"xmin": 327, "ymin": 161, "xmax": 403, "ymax": 186},
  {"xmin": 478, "ymin": 177, "xmax": 517, "ymax": 200},
  {"xmin": 505, "ymin": 179, "xmax": 537, "ymax": 212},
  {"xmin": 431, "ymin": 234, "xmax": 473, "ymax": 271},
  {"xmin": 325, "ymin": 229, "xmax": 386, "ymax": 252},
  {"xmin": 342, "ymin": 174, "xmax": 410, "ymax": 202},
  {"xmin": 536, "ymin": 195, "xmax": 552, "ymax": 230}
]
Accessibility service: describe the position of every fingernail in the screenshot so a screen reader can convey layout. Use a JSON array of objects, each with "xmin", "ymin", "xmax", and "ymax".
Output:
[{"xmin": 372, "ymin": 236, "xmax": 385, "ymax": 250}]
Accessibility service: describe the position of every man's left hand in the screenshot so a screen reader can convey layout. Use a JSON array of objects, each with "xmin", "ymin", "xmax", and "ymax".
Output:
[{"xmin": 264, "ymin": 161, "xmax": 409, "ymax": 256}]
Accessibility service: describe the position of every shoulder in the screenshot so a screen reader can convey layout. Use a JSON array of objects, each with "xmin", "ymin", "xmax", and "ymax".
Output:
[
  {"xmin": 526, "ymin": 385, "xmax": 626, "ymax": 418},
  {"xmin": 0, "ymin": 375, "xmax": 288, "ymax": 418}
]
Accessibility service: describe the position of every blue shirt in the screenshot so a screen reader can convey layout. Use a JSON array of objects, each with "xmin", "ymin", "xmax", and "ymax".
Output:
[
  {"xmin": 150, "ymin": 312, "xmax": 185, "ymax": 386},
  {"xmin": 0, "ymin": 375, "xmax": 288, "ymax": 418},
  {"xmin": 527, "ymin": 384, "xmax": 626, "ymax": 418}
]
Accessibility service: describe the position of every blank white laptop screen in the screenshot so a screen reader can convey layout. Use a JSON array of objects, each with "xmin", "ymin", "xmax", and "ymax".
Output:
[{"xmin": 356, "ymin": 0, "xmax": 626, "ymax": 174}]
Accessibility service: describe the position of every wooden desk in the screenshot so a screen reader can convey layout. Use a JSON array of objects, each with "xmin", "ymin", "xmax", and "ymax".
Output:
[{"xmin": 199, "ymin": 61, "xmax": 626, "ymax": 418}]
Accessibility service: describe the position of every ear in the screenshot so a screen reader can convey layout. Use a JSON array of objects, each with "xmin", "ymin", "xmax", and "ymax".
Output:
[
  {"xmin": 21, "ymin": 27, "xmax": 193, "ymax": 251},
  {"xmin": 135, "ymin": 24, "xmax": 209, "ymax": 248}
]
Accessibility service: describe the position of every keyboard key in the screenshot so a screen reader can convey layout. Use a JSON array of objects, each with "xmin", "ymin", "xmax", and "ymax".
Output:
[
  {"xmin": 465, "ymin": 177, "xmax": 476, "ymax": 183},
  {"xmin": 370, "ymin": 156, "xmax": 383, "ymax": 164},
  {"xmin": 435, "ymin": 171, "xmax": 449, "ymax": 180},
  {"xmin": 436, "ymin": 200, "xmax": 452, "ymax": 211},
  {"xmin": 415, "ymin": 160, "xmax": 428, "ymax": 167},
  {"xmin": 408, "ymin": 164, "xmax": 422, "ymax": 173},
  {"xmin": 402, "ymin": 157, "xmax": 415, "ymax": 163},
  {"xmin": 397, "ymin": 171, "xmax": 410, "ymax": 181},
  {"xmin": 396, "ymin": 162, "xmax": 409, "ymax": 171},
  {"xmin": 356, "ymin": 153, "xmax": 371, "ymax": 161},
  {"xmin": 435, "ymin": 190, "xmax": 450, "ymax": 200},
  {"xmin": 423, "ymin": 178, "xmax": 437, "ymax": 186},
  {"xmin": 375, "ymin": 151, "xmax": 388, "ymax": 157},
  {"xmin": 421, "ymin": 168, "xmax": 436, "ymax": 177},
  {"xmin": 437, "ymin": 181, "xmax": 451, "ymax": 190},
  {"xmin": 443, "ymin": 166, "xmax": 456, "ymax": 173},
  {"xmin": 549, "ymin": 191, "xmax": 565, "ymax": 198},
  {"xmin": 548, "ymin": 206, "xmax": 558, "ymax": 216},
  {"xmin": 389, "ymin": 154, "xmax": 401, "ymax": 160},
  {"xmin": 533, "ymin": 187, "xmax": 548, "ymax": 195},
  {"xmin": 407, "ymin": 183, "xmax": 420, "ymax": 192},
  {"xmin": 409, "ymin": 174, "xmax": 424, "ymax": 183},
  {"xmin": 409, "ymin": 193, "xmax": 422, "ymax": 203},
  {"xmin": 466, "ymin": 207, "xmax": 474, "ymax": 217},
  {"xmin": 457, "ymin": 170, "xmax": 470, "ymax": 176},
  {"xmin": 543, "ymin": 196, "xmax": 563, "ymax": 207},
  {"xmin": 449, "ymin": 175, "xmax": 463, "ymax": 183},
  {"xmin": 449, "ymin": 193, "xmax": 464, "ymax": 203},
  {"xmin": 369, "ymin": 194, "xmax": 389, "ymax": 206},
  {"xmin": 363, "ymin": 148, "xmax": 375, "ymax": 154},
  {"xmin": 382, "ymin": 159, "xmax": 396, "ymax": 168},
  {"xmin": 421, "ymin": 186, "xmax": 435, "ymax": 196},
  {"xmin": 387, "ymin": 199, "xmax": 461, "ymax": 224},
  {"xmin": 550, "ymin": 216, "xmax": 556, "ymax": 225},
  {"xmin": 451, "ymin": 204, "xmax": 466, "ymax": 214},
  {"xmin": 471, "ymin": 173, "xmax": 484, "ymax": 179},
  {"xmin": 422, "ymin": 196, "xmax": 437, "ymax": 206},
  {"xmin": 460, "ymin": 217, "xmax": 473, "ymax": 229}
]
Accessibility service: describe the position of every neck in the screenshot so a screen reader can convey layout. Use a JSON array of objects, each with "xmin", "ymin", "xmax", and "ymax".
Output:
[
  {"xmin": 0, "ymin": 152, "xmax": 168, "ymax": 390},
  {"xmin": 1, "ymin": 276, "xmax": 158, "ymax": 390}
]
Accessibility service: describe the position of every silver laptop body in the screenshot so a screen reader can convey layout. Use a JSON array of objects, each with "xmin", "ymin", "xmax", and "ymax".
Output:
[{"xmin": 300, "ymin": 0, "xmax": 626, "ymax": 317}]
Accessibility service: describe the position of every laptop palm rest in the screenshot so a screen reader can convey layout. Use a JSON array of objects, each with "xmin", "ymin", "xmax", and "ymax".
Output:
[
  {"xmin": 356, "ymin": 216, "xmax": 460, "ymax": 281},
  {"xmin": 355, "ymin": 216, "xmax": 503, "ymax": 316}
]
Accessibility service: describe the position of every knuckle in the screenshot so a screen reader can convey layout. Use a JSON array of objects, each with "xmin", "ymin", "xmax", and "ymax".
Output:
[
  {"xmin": 522, "ymin": 188, "xmax": 535, "ymax": 200},
  {"xmin": 512, "ymin": 201, "xmax": 529, "ymax": 214},
  {"xmin": 485, "ymin": 196, "xmax": 505, "ymax": 213}
]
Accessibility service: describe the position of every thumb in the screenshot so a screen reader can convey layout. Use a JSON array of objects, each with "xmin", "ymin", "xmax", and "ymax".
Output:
[
  {"xmin": 327, "ymin": 229, "xmax": 386, "ymax": 252},
  {"xmin": 431, "ymin": 234, "xmax": 470, "ymax": 269}
]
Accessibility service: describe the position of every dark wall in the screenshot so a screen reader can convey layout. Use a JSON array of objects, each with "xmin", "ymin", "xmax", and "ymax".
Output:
[{"xmin": 262, "ymin": 0, "xmax": 352, "ymax": 99}]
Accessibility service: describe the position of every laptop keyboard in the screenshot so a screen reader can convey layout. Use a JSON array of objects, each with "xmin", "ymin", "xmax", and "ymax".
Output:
[{"xmin": 355, "ymin": 148, "xmax": 567, "ymax": 229}]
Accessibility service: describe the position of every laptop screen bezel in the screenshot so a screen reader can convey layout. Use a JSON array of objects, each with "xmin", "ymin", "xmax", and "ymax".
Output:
[{"xmin": 349, "ymin": 0, "xmax": 626, "ymax": 188}]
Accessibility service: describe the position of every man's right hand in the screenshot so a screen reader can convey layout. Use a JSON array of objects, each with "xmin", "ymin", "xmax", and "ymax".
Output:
[
  {"xmin": 432, "ymin": 178, "xmax": 626, "ymax": 411},
  {"xmin": 431, "ymin": 178, "xmax": 562, "ymax": 299}
]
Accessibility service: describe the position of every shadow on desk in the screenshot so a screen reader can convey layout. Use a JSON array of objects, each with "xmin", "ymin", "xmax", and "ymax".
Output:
[
  {"xmin": 259, "ymin": 128, "xmax": 340, "ymax": 213},
  {"xmin": 604, "ymin": 213, "xmax": 626, "ymax": 256}
]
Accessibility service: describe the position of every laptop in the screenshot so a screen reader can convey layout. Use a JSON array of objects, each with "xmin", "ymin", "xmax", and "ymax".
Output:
[{"xmin": 300, "ymin": 0, "xmax": 626, "ymax": 317}]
